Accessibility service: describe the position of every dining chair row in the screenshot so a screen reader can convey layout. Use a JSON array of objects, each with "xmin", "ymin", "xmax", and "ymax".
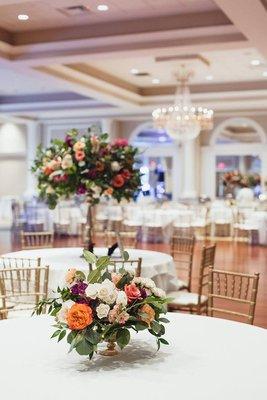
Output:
[{"xmin": 168, "ymin": 235, "xmax": 260, "ymax": 325}]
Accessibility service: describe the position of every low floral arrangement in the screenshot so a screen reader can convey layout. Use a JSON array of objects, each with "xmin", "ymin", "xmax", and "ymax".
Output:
[
  {"xmin": 223, "ymin": 171, "xmax": 261, "ymax": 188},
  {"xmin": 32, "ymin": 129, "xmax": 141, "ymax": 209},
  {"xmin": 35, "ymin": 251, "xmax": 170, "ymax": 359}
]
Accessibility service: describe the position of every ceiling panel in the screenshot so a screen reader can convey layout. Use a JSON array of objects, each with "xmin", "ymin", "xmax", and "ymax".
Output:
[
  {"xmin": 0, "ymin": 0, "xmax": 218, "ymax": 32},
  {"xmin": 85, "ymin": 48, "xmax": 267, "ymax": 87}
]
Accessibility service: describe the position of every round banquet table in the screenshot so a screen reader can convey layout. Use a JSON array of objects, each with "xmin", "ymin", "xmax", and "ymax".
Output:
[
  {"xmin": 3, "ymin": 247, "xmax": 179, "ymax": 293},
  {"xmin": 0, "ymin": 314, "xmax": 266, "ymax": 400}
]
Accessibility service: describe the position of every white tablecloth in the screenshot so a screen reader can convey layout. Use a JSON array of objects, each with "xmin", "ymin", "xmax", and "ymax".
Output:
[
  {"xmin": 0, "ymin": 314, "xmax": 266, "ymax": 400},
  {"xmin": 3, "ymin": 247, "xmax": 178, "ymax": 293}
]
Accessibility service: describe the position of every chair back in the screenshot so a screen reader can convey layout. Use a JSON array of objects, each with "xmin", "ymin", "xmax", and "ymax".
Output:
[
  {"xmin": 0, "ymin": 266, "xmax": 49, "ymax": 319},
  {"xmin": 109, "ymin": 258, "xmax": 142, "ymax": 277},
  {"xmin": 171, "ymin": 235, "xmax": 195, "ymax": 291},
  {"xmin": 20, "ymin": 231, "xmax": 54, "ymax": 249},
  {"xmin": 105, "ymin": 230, "xmax": 137, "ymax": 249},
  {"xmin": 0, "ymin": 256, "xmax": 41, "ymax": 269},
  {"xmin": 197, "ymin": 244, "xmax": 217, "ymax": 309},
  {"xmin": 208, "ymin": 269, "xmax": 259, "ymax": 324}
]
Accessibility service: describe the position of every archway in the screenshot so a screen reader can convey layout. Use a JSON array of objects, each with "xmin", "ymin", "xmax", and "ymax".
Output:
[
  {"xmin": 129, "ymin": 122, "xmax": 182, "ymax": 200},
  {"xmin": 201, "ymin": 117, "xmax": 267, "ymax": 198}
]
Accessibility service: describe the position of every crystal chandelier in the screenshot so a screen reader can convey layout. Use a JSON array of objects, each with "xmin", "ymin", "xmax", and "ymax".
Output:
[{"xmin": 152, "ymin": 68, "xmax": 214, "ymax": 141}]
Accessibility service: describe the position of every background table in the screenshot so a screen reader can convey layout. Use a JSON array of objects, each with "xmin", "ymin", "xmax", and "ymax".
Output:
[
  {"xmin": 3, "ymin": 247, "xmax": 178, "ymax": 292},
  {"xmin": 0, "ymin": 314, "xmax": 266, "ymax": 400}
]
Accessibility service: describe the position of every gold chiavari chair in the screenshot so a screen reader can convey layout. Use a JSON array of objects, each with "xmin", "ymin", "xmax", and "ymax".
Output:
[
  {"xmin": 0, "ymin": 256, "xmax": 41, "ymax": 269},
  {"xmin": 105, "ymin": 230, "xmax": 138, "ymax": 249},
  {"xmin": 109, "ymin": 258, "xmax": 142, "ymax": 277},
  {"xmin": 20, "ymin": 231, "xmax": 54, "ymax": 249},
  {"xmin": 171, "ymin": 235, "xmax": 195, "ymax": 291},
  {"xmin": 168, "ymin": 244, "xmax": 216, "ymax": 315},
  {"xmin": 0, "ymin": 266, "xmax": 49, "ymax": 319},
  {"xmin": 208, "ymin": 269, "xmax": 259, "ymax": 325}
]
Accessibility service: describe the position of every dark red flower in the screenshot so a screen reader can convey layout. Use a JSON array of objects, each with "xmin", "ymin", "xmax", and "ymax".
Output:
[
  {"xmin": 53, "ymin": 174, "xmax": 68, "ymax": 183},
  {"xmin": 121, "ymin": 169, "xmax": 131, "ymax": 180},
  {"xmin": 88, "ymin": 169, "xmax": 97, "ymax": 179},
  {"xmin": 112, "ymin": 174, "xmax": 125, "ymax": 188},
  {"xmin": 65, "ymin": 135, "xmax": 74, "ymax": 147}
]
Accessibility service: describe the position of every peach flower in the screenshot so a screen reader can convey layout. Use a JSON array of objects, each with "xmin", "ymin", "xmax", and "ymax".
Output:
[
  {"xmin": 104, "ymin": 187, "xmax": 113, "ymax": 196},
  {"xmin": 124, "ymin": 283, "xmax": 141, "ymax": 302},
  {"xmin": 139, "ymin": 304, "xmax": 155, "ymax": 326},
  {"xmin": 111, "ymin": 273, "xmax": 122, "ymax": 286},
  {"xmin": 75, "ymin": 150, "xmax": 85, "ymax": 161},
  {"xmin": 73, "ymin": 141, "xmax": 85, "ymax": 152},
  {"xmin": 65, "ymin": 268, "xmax": 76, "ymax": 286},
  {"xmin": 43, "ymin": 166, "xmax": 53, "ymax": 176},
  {"xmin": 67, "ymin": 303, "xmax": 93, "ymax": 330},
  {"xmin": 108, "ymin": 304, "xmax": 129, "ymax": 325}
]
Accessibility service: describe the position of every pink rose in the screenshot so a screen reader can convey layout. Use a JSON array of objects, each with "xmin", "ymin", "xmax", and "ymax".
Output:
[{"xmin": 124, "ymin": 283, "xmax": 141, "ymax": 303}]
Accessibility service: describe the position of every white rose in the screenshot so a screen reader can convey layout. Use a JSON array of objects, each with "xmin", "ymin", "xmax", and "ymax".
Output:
[
  {"xmin": 57, "ymin": 300, "xmax": 75, "ymax": 323},
  {"xmin": 98, "ymin": 279, "xmax": 117, "ymax": 303},
  {"xmin": 62, "ymin": 154, "xmax": 73, "ymax": 169},
  {"xmin": 152, "ymin": 287, "xmax": 166, "ymax": 298},
  {"xmin": 96, "ymin": 303, "xmax": 110, "ymax": 319},
  {"xmin": 78, "ymin": 161, "xmax": 86, "ymax": 167},
  {"xmin": 116, "ymin": 291, "xmax": 128, "ymax": 307},
  {"xmin": 46, "ymin": 185, "xmax": 55, "ymax": 194},
  {"xmin": 111, "ymin": 161, "xmax": 121, "ymax": 171},
  {"xmin": 85, "ymin": 283, "xmax": 100, "ymax": 299}
]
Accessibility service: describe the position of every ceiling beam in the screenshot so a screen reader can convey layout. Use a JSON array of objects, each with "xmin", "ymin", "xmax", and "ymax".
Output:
[
  {"xmin": 214, "ymin": 0, "xmax": 267, "ymax": 59},
  {"xmin": 12, "ymin": 11, "xmax": 232, "ymax": 46}
]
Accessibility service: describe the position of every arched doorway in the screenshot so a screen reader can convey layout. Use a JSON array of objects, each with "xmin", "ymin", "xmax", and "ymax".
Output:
[
  {"xmin": 129, "ymin": 122, "xmax": 182, "ymax": 200},
  {"xmin": 201, "ymin": 117, "xmax": 267, "ymax": 198}
]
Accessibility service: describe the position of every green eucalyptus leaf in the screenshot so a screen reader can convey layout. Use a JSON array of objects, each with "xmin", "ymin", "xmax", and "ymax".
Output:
[
  {"xmin": 51, "ymin": 329, "xmax": 61, "ymax": 339},
  {"xmin": 151, "ymin": 321, "xmax": 162, "ymax": 334},
  {"xmin": 135, "ymin": 321, "xmax": 148, "ymax": 331},
  {"xmin": 96, "ymin": 256, "xmax": 110, "ymax": 269},
  {"xmin": 159, "ymin": 338, "xmax": 169, "ymax": 345},
  {"xmin": 122, "ymin": 251, "xmax": 129, "ymax": 261},
  {"xmin": 158, "ymin": 317, "xmax": 170, "ymax": 323}
]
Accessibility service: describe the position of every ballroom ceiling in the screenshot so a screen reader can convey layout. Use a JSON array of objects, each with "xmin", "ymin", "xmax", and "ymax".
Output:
[{"xmin": 0, "ymin": 0, "xmax": 267, "ymax": 120}]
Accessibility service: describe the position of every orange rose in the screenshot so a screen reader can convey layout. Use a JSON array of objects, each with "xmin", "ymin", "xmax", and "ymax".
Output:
[
  {"xmin": 139, "ymin": 304, "xmax": 155, "ymax": 326},
  {"xmin": 67, "ymin": 303, "xmax": 93, "ymax": 330},
  {"xmin": 75, "ymin": 150, "xmax": 85, "ymax": 161},
  {"xmin": 112, "ymin": 174, "xmax": 125, "ymax": 188},
  {"xmin": 43, "ymin": 166, "xmax": 53, "ymax": 176}
]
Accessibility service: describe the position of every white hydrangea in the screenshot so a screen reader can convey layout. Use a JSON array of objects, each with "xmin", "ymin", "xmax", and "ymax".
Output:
[
  {"xmin": 61, "ymin": 154, "xmax": 73, "ymax": 169},
  {"xmin": 151, "ymin": 287, "xmax": 166, "ymax": 298},
  {"xmin": 133, "ymin": 277, "xmax": 156, "ymax": 289},
  {"xmin": 96, "ymin": 303, "xmax": 110, "ymax": 319}
]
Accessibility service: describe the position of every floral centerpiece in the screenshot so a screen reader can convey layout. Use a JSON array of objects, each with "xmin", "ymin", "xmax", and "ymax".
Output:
[
  {"xmin": 32, "ymin": 129, "xmax": 141, "ymax": 249},
  {"xmin": 34, "ymin": 251, "xmax": 170, "ymax": 359}
]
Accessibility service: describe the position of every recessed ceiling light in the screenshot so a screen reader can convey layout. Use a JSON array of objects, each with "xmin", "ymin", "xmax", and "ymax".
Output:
[
  {"xmin": 152, "ymin": 78, "xmax": 160, "ymax": 84},
  {"xmin": 130, "ymin": 68, "xmax": 139, "ymax": 75},
  {"xmin": 205, "ymin": 75, "xmax": 213, "ymax": 81},
  {"xmin": 262, "ymin": 71, "xmax": 267, "ymax": 77},
  {"xmin": 97, "ymin": 4, "xmax": 109, "ymax": 11},
  {"xmin": 251, "ymin": 59, "xmax": 260, "ymax": 66},
  {"xmin": 18, "ymin": 14, "xmax": 29, "ymax": 21}
]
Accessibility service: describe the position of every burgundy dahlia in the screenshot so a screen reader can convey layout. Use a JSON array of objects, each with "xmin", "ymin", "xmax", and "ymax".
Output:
[{"xmin": 71, "ymin": 282, "xmax": 88, "ymax": 295}]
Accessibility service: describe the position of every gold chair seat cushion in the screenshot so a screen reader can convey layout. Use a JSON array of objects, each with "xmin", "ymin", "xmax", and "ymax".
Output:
[
  {"xmin": 173, "ymin": 223, "xmax": 191, "ymax": 228},
  {"xmin": 167, "ymin": 291, "xmax": 208, "ymax": 306}
]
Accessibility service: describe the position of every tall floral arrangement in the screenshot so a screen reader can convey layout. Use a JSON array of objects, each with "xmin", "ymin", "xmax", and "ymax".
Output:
[
  {"xmin": 32, "ymin": 129, "xmax": 141, "ymax": 209},
  {"xmin": 223, "ymin": 171, "xmax": 261, "ymax": 189},
  {"xmin": 35, "ymin": 251, "xmax": 170, "ymax": 360}
]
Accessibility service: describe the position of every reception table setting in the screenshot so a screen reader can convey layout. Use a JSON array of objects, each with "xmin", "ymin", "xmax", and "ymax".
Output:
[{"xmin": 1, "ymin": 314, "xmax": 267, "ymax": 400}]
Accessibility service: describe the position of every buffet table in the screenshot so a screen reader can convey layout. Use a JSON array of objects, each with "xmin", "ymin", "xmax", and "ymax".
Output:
[
  {"xmin": 3, "ymin": 247, "xmax": 178, "ymax": 293},
  {"xmin": 0, "ymin": 314, "xmax": 266, "ymax": 400}
]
